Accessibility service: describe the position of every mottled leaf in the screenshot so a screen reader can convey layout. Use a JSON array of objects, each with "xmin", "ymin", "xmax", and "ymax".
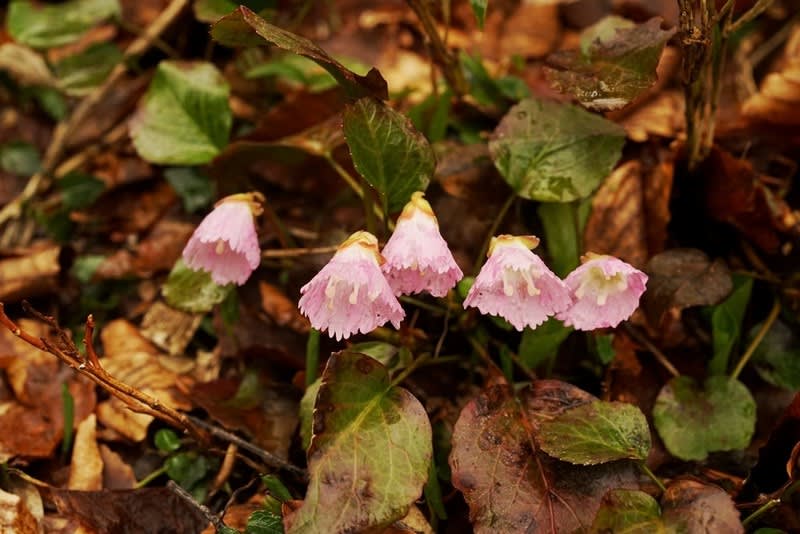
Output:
[
  {"xmin": 7, "ymin": 0, "xmax": 120, "ymax": 49},
  {"xmin": 162, "ymin": 259, "xmax": 233, "ymax": 313},
  {"xmin": 538, "ymin": 400, "xmax": 651, "ymax": 465},
  {"xmin": 753, "ymin": 320, "xmax": 800, "ymax": 390},
  {"xmin": 546, "ymin": 17, "xmax": 676, "ymax": 111},
  {"xmin": 653, "ymin": 376, "xmax": 756, "ymax": 461},
  {"xmin": 449, "ymin": 380, "xmax": 639, "ymax": 533},
  {"xmin": 298, "ymin": 378, "xmax": 321, "ymax": 451},
  {"xmin": 284, "ymin": 352, "xmax": 432, "ymax": 533},
  {"xmin": 709, "ymin": 275, "xmax": 753, "ymax": 375},
  {"xmin": 130, "ymin": 61, "xmax": 231, "ymax": 165},
  {"xmin": 211, "ymin": 7, "xmax": 387, "ymax": 100},
  {"xmin": 660, "ymin": 479, "xmax": 744, "ymax": 533},
  {"xmin": 343, "ymin": 97, "xmax": 435, "ymax": 213},
  {"xmin": 489, "ymin": 98, "xmax": 625, "ymax": 202},
  {"xmin": 590, "ymin": 489, "xmax": 662, "ymax": 533},
  {"xmin": 642, "ymin": 248, "xmax": 733, "ymax": 325}
]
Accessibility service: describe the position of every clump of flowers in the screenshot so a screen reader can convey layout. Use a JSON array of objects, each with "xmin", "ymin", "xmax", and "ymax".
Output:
[
  {"xmin": 299, "ymin": 231, "xmax": 405, "ymax": 341},
  {"xmin": 182, "ymin": 192, "xmax": 263, "ymax": 286},
  {"xmin": 558, "ymin": 253, "xmax": 648, "ymax": 330},
  {"xmin": 464, "ymin": 235, "xmax": 572, "ymax": 331},
  {"xmin": 381, "ymin": 192, "xmax": 463, "ymax": 297}
]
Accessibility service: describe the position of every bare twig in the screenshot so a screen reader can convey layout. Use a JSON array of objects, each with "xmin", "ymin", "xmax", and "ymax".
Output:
[
  {"xmin": 187, "ymin": 415, "xmax": 308, "ymax": 480},
  {"xmin": 731, "ymin": 299, "xmax": 781, "ymax": 380},
  {"xmin": 0, "ymin": 302, "xmax": 210, "ymax": 443},
  {"xmin": 167, "ymin": 480, "xmax": 225, "ymax": 531},
  {"xmin": 622, "ymin": 323, "xmax": 681, "ymax": 378},
  {"xmin": 262, "ymin": 245, "xmax": 338, "ymax": 259},
  {"xmin": 211, "ymin": 443, "xmax": 239, "ymax": 494}
]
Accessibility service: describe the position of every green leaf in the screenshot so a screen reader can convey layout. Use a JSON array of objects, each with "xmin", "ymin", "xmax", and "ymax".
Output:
[
  {"xmin": 130, "ymin": 60, "xmax": 231, "ymax": 165},
  {"xmin": 71, "ymin": 254, "xmax": 105, "ymax": 284},
  {"xmin": 0, "ymin": 141, "xmax": 41, "ymax": 175},
  {"xmin": 154, "ymin": 429, "xmax": 182, "ymax": 453},
  {"xmin": 246, "ymin": 53, "xmax": 353, "ymax": 93},
  {"xmin": 0, "ymin": 42, "xmax": 57, "ymax": 87},
  {"xmin": 489, "ymin": 98, "xmax": 626, "ymax": 202},
  {"xmin": 298, "ymin": 378, "xmax": 320, "ymax": 451},
  {"xmin": 538, "ymin": 199, "xmax": 591, "ymax": 277},
  {"xmin": 211, "ymin": 7, "xmax": 387, "ymax": 100},
  {"xmin": 246, "ymin": 509, "xmax": 283, "ymax": 534},
  {"xmin": 52, "ymin": 42, "xmax": 121, "ymax": 96},
  {"xmin": 753, "ymin": 320, "xmax": 800, "ymax": 390},
  {"xmin": 470, "ymin": 0, "xmax": 488, "ymax": 29},
  {"xmin": 518, "ymin": 318, "xmax": 573, "ymax": 369},
  {"xmin": 261, "ymin": 474, "xmax": 291, "ymax": 503},
  {"xmin": 590, "ymin": 489, "xmax": 662, "ymax": 534},
  {"xmin": 164, "ymin": 167, "xmax": 214, "ymax": 213},
  {"xmin": 284, "ymin": 352, "xmax": 432, "ymax": 533},
  {"xmin": 538, "ymin": 400, "xmax": 651, "ymax": 465},
  {"xmin": 194, "ymin": 0, "xmax": 273, "ymax": 23},
  {"xmin": 408, "ymin": 89, "xmax": 452, "ymax": 143},
  {"xmin": 58, "ymin": 172, "xmax": 105, "ymax": 210},
  {"xmin": 343, "ymin": 97, "xmax": 435, "ymax": 213},
  {"xmin": 709, "ymin": 275, "xmax": 753, "ymax": 375},
  {"xmin": 595, "ymin": 334, "xmax": 616, "ymax": 365},
  {"xmin": 32, "ymin": 86, "xmax": 69, "ymax": 120},
  {"xmin": 165, "ymin": 452, "xmax": 210, "ymax": 490},
  {"xmin": 653, "ymin": 376, "xmax": 756, "ymax": 461},
  {"xmin": 162, "ymin": 259, "xmax": 233, "ymax": 313},
  {"xmin": 7, "ymin": 0, "xmax": 121, "ymax": 49},
  {"xmin": 545, "ymin": 17, "xmax": 676, "ymax": 111}
]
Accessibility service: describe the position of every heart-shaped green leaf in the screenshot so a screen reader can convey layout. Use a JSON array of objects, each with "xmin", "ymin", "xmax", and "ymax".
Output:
[
  {"xmin": 653, "ymin": 376, "xmax": 756, "ymax": 461},
  {"xmin": 538, "ymin": 400, "xmax": 651, "ymax": 465},
  {"xmin": 130, "ymin": 61, "xmax": 231, "ymax": 165},
  {"xmin": 285, "ymin": 352, "xmax": 432, "ymax": 533},
  {"xmin": 489, "ymin": 98, "xmax": 625, "ymax": 202},
  {"xmin": 343, "ymin": 97, "xmax": 435, "ymax": 213}
]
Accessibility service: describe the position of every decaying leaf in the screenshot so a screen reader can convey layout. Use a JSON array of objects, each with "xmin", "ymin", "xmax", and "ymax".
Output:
[
  {"xmin": 743, "ymin": 25, "xmax": 800, "ymax": 126},
  {"xmin": 140, "ymin": 300, "xmax": 203, "ymax": 356},
  {"xmin": 660, "ymin": 479, "xmax": 744, "ymax": 533},
  {"xmin": 450, "ymin": 379, "xmax": 640, "ymax": 533},
  {"xmin": 0, "ymin": 320, "xmax": 96, "ymax": 460},
  {"xmin": 259, "ymin": 281, "xmax": 311, "ymax": 334},
  {"xmin": 642, "ymin": 248, "xmax": 733, "ymax": 326},
  {"xmin": 68, "ymin": 414, "xmax": 103, "ymax": 491},
  {"xmin": 0, "ymin": 245, "xmax": 61, "ymax": 301},
  {"xmin": 546, "ymin": 17, "xmax": 676, "ymax": 111},
  {"xmin": 284, "ymin": 352, "xmax": 432, "ymax": 533},
  {"xmin": 0, "ymin": 480, "xmax": 43, "ymax": 534},
  {"xmin": 583, "ymin": 146, "xmax": 675, "ymax": 267}
]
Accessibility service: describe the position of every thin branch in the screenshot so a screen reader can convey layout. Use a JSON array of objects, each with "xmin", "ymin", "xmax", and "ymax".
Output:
[
  {"xmin": 731, "ymin": 299, "xmax": 781, "ymax": 380},
  {"xmin": 187, "ymin": 415, "xmax": 307, "ymax": 481},
  {"xmin": 167, "ymin": 480, "xmax": 226, "ymax": 531},
  {"xmin": 262, "ymin": 245, "xmax": 338, "ymax": 259},
  {"xmin": 622, "ymin": 323, "xmax": 680, "ymax": 378},
  {"xmin": 472, "ymin": 192, "xmax": 516, "ymax": 276}
]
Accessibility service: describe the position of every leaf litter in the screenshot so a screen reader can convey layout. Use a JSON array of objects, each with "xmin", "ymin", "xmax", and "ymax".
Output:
[{"xmin": 0, "ymin": 1, "xmax": 798, "ymax": 533}]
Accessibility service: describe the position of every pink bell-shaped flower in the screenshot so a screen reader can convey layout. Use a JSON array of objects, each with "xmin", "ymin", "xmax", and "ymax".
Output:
[
  {"xmin": 299, "ymin": 231, "xmax": 405, "ymax": 341},
  {"xmin": 381, "ymin": 191, "xmax": 463, "ymax": 297},
  {"xmin": 557, "ymin": 253, "xmax": 648, "ymax": 330},
  {"xmin": 464, "ymin": 235, "xmax": 572, "ymax": 331},
  {"xmin": 182, "ymin": 192, "xmax": 263, "ymax": 286}
]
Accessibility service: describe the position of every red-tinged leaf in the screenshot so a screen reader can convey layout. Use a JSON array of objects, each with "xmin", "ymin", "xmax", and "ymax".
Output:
[
  {"xmin": 660, "ymin": 479, "xmax": 744, "ymax": 533},
  {"xmin": 642, "ymin": 248, "xmax": 733, "ymax": 326},
  {"xmin": 545, "ymin": 17, "xmax": 676, "ymax": 111},
  {"xmin": 449, "ymin": 380, "xmax": 640, "ymax": 533},
  {"xmin": 284, "ymin": 352, "xmax": 432, "ymax": 533},
  {"xmin": 211, "ymin": 7, "xmax": 387, "ymax": 101}
]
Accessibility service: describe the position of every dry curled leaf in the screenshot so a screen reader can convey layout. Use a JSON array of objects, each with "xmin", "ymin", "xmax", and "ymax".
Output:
[
  {"xmin": 0, "ymin": 245, "xmax": 61, "ymax": 302},
  {"xmin": 743, "ymin": 24, "xmax": 800, "ymax": 126},
  {"xmin": 68, "ymin": 415, "xmax": 103, "ymax": 491}
]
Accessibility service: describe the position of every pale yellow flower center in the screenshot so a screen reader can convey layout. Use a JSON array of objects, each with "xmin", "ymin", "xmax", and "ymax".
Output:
[
  {"xmin": 501, "ymin": 268, "xmax": 540, "ymax": 297},
  {"xmin": 575, "ymin": 267, "xmax": 628, "ymax": 305},
  {"xmin": 215, "ymin": 239, "xmax": 226, "ymax": 255}
]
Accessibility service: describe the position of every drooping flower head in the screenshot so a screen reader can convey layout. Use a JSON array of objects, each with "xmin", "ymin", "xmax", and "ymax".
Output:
[
  {"xmin": 182, "ymin": 192, "xmax": 263, "ymax": 286},
  {"xmin": 381, "ymin": 191, "xmax": 463, "ymax": 297},
  {"xmin": 299, "ymin": 231, "xmax": 405, "ymax": 341},
  {"xmin": 464, "ymin": 235, "xmax": 572, "ymax": 331},
  {"xmin": 557, "ymin": 253, "xmax": 648, "ymax": 330}
]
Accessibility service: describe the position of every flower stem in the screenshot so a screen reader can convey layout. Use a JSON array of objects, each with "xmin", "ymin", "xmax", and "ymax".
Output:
[
  {"xmin": 472, "ymin": 192, "xmax": 516, "ymax": 276},
  {"xmin": 730, "ymin": 299, "xmax": 781, "ymax": 381},
  {"xmin": 741, "ymin": 498, "xmax": 780, "ymax": 528},
  {"xmin": 135, "ymin": 465, "xmax": 167, "ymax": 488},
  {"xmin": 324, "ymin": 155, "xmax": 388, "ymax": 227},
  {"xmin": 305, "ymin": 329, "xmax": 321, "ymax": 387},
  {"xmin": 638, "ymin": 462, "xmax": 666, "ymax": 493}
]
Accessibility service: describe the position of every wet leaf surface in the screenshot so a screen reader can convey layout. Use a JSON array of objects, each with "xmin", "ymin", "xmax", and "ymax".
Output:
[
  {"xmin": 284, "ymin": 352, "xmax": 432, "ymax": 533},
  {"xmin": 653, "ymin": 376, "xmax": 756, "ymax": 461},
  {"xmin": 489, "ymin": 98, "xmax": 626, "ymax": 202}
]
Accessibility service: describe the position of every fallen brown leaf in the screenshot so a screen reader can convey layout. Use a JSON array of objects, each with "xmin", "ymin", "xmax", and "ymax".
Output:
[
  {"xmin": 68, "ymin": 415, "xmax": 103, "ymax": 492},
  {"xmin": 743, "ymin": 24, "xmax": 800, "ymax": 126},
  {"xmin": 259, "ymin": 281, "xmax": 310, "ymax": 334},
  {"xmin": 0, "ymin": 479, "xmax": 43, "ymax": 534},
  {"xmin": 99, "ymin": 444, "xmax": 137, "ymax": 490},
  {"xmin": 0, "ymin": 244, "xmax": 61, "ymax": 301},
  {"xmin": 139, "ymin": 300, "xmax": 202, "ymax": 356}
]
